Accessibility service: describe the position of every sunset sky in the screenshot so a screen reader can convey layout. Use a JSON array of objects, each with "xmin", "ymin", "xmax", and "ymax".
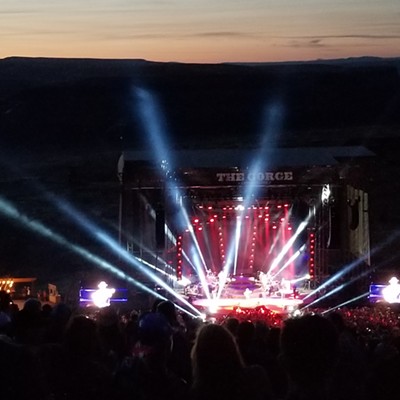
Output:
[{"xmin": 1, "ymin": 0, "xmax": 400, "ymax": 63}]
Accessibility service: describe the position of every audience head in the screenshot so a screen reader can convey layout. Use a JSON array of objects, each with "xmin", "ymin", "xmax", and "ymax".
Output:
[
  {"xmin": 191, "ymin": 323, "xmax": 243, "ymax": 385},
  {"xmin": 279, "ymin": 314, "xmax": 339, "ymax": 383},
  {"xmin": 137, "ymin": 311, "xmax": 173, "ymax": 349},
  {"xmin": 157, "ymin": 300, "xmax": 178, "ymax": 327},
  {"xmin": 222, "ymin": 317, "xmax": 240, "ymax": 337},
  {"xmin": 0, "ymin": 290, "xmax": 12, "ymax": 313},
  {"xmin": 64, "ymin": 314, "xmax": 100, "ymax": 357}
]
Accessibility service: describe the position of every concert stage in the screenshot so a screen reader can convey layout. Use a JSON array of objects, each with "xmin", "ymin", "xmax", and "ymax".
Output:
[
  {"xmin": 118, "ymin": 148, "xmax": 372, "ymax": 302},
  {"xmin": 191, "ymin": 284, "xmax": 310, "ymax": 314},
  {"xmin": 191, "ymin": 295, "xmax": 305, "ymax": 314}
]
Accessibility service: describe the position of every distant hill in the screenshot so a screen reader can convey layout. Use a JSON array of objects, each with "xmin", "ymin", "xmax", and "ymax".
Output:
[{"xmin": 1, "ymin": 56, "xmax": 399, "ymax": 155}]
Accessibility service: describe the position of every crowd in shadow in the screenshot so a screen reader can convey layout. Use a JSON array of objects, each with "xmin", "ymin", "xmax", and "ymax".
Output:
[{"xmin": 1, "ymin": 289, "xmax": 400, "ymax": 400}]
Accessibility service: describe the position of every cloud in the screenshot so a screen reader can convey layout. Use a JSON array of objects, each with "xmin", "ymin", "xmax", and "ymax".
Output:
[
  {"xmin": 280, "ymin": 33, "xmax": 400, "ymax": 49},
  {"xmin": 282, "ymin": 34, "xmax": 400, "ymax": 40},
  {"xmin": 0, "ymin": 9, "xmax": 38, "ymax": 14},
  {"xmin": 189, "ymin": 31, "xmax": 256, "ymax": 39},
  {"xmin": 98, "ymin": 31, "xmax": 258, "ymax": 42},
  {"xmin": 285, "ymin": 38, "xmax": 326, "ymax": 48}
]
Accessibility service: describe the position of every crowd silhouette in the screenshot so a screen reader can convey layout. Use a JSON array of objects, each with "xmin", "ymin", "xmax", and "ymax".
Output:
[{"xmin": 1, "ymin": 289, "xmax": 400, "ymax": 400}]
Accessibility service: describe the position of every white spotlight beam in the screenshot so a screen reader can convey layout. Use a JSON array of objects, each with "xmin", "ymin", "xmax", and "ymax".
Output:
[
  {"xmin": 270, "ymin": 244, "xmax": 305, "ymax": 280},
  {"xmin": 0, "ymin": 197, "xmax": 166, "ymax": 301},
  {"xmin": 267, "ymin": 218, "xmax": 309, "ymax": 277},
  {"xmin": 321, "ymin": 292, "xmax": 369, "ymax": 315}
]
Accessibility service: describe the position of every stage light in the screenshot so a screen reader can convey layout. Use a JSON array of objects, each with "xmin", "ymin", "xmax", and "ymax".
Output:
[
  {"xmin": 91, "ymin": 281, "xmax": 116, "ymax": 308},
  {"xmin": 321, "ymin": 184, "xmax": 331, "ymax": 204},
  {"xmin": 382, "ymin": 277, "xmax": 400, "ymax": 303},
  {"xmin": 208, "ymin": 304, "xmax": 219, "ymax": 314}
]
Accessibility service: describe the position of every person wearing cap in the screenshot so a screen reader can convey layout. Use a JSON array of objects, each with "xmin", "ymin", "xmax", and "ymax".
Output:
[{"xmin": 113, "ymin": 311, "xmax": 188, "ymax": 400}]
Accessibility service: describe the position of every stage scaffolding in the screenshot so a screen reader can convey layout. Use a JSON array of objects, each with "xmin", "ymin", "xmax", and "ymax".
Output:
[{"xmin": 117, "ymin": 147, "xmax": 372, "ymax": 287}]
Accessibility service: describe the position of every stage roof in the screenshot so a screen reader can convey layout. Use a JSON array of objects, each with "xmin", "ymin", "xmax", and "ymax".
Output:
[{"xmin": 121, "ymin": 146, "xmax": 374, "ymax": 170}]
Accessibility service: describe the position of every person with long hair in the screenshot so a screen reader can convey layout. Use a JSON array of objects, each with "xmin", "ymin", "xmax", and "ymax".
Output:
[{"xmin": 190, "ymin": 323, "xmax": 272, "ymax": 400}]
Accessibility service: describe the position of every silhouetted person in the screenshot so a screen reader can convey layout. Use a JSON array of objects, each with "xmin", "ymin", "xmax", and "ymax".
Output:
[
  {"xmin": 40, "ymin": 314, "xmax": 112, "ymax": 400},
  {"xmin": 327, "ymin": 311, "xmax": 369, "ymax": 400},
  {"xmin": 96, "ymin": 306, "xmax": 127, "ymax": 371},
  {"xmin": 43, "ymin": 302, "xmax": 72, "ymax": 343},
  {"xmin": 114, "ymin": 311, "xmax": 188, "ymax": 400},
  {"xmin": 157, "ymin": 300, "xmax": 192, "ymax": 383},
  {"xmin": 222, "ymin": 316, "xmax": 240, "ymax": 337},
  {"xmin": 191, "ymin": 323, "xmax": 272, "ymax": 400},
  {"xmin": 279, "ymin": 314, "xmax": 339, "ymax": 400},
  {"xmin": 13, "ymin": 298, "xmax": 45, "ymax": 345}
]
